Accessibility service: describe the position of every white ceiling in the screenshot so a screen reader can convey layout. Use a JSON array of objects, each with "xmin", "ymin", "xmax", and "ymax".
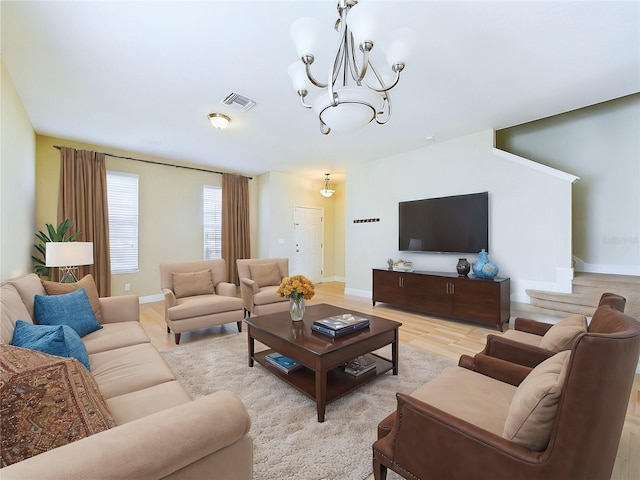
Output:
[{"xmin": 2, "ymin": 1, "xmax": 639, "ymax": 182}]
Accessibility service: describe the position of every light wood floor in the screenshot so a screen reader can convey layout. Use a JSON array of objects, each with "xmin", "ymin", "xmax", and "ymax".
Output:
[{"xmin": 140, "ymin": 282, "xmax": 639, "ymax": 480}]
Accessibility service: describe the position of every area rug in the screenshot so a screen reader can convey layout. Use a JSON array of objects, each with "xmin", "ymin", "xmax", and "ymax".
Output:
[{"xmin": 161, "ymin": 332, "xmax": 455, "ymax": 480}]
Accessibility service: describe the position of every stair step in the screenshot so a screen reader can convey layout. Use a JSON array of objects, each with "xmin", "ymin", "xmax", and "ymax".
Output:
[
  {"xmin": 526, "ymin": 272, "xmax": 640, "ymax": 319},
  {"xmin": 573, "ymin": 272, "xmax": 640, "ymax": 287},
  {"xmin": 528, "ymin": 296, "xmax": 595, "ymax": 316}
]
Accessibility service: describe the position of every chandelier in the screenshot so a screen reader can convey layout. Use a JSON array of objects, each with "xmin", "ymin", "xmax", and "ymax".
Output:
[
  {"xmin": 288, "ymin": 0, "xmax": 415, "ymax": 135},
  {"xmin": 320, "ymin": 173, "xmax": 336, "ymax": 197}
]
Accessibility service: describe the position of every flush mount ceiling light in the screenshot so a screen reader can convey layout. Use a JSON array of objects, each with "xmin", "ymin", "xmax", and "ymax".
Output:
[
  {"xmin": 208, "ymin": 113, "xmax": 231, "ymax": 129},
  {"xmin": 320, "ymin": 173, "xmax": 336, "ymax": 197},
  {"xmin": 288, "ymin": 0, "xmax": 416, "ymax": 135}
]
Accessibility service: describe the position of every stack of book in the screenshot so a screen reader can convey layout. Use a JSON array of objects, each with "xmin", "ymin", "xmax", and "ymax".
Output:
[
  {"xmin": 342, "ymin": 355, "xmax": 377, "ymax": 377},
  {"xmin": 311, "ymin": 314, "xmax": 370, "ymax": 338},
  {"xmin": 265, "ymin": 352, "xmax": 302, "ymax": 374}
]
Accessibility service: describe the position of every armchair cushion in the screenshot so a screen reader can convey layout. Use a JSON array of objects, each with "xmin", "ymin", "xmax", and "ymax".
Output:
[
  {"xmin": 11, "ymin": 320, "xmax": 90, "ymax": 370},
  {"xmin": 34, "ymin": 288, "xmax": 102, "ymax": 338},
  {"xmin": 0, "ymin": 344, "xmax": 116, "ymax": 466},
  {"xmin": 42, "ymin": 274, "xmax": 103, "ymax": 323},
  {"xmin": 502, "ymin": 350, "xmax": 571, "ymax": 450},
  {"xmin": 248, "ymin": 262, "xmax": 281, "ymax": 288},
  {"xmin": 539, "ymin": 314, "xmax": 587, "ymax": 352},
  {"xmin": 172, "ymin": 269, "xmax": 214, "ymax": 299}
]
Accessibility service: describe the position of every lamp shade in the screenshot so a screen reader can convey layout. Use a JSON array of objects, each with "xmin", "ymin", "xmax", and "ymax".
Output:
[
  {"xmin": 381, "ymin": 27, "xmax": 417, "ymax": 66},
  {"xmin": 46, "ymin": 242, "xmax": 94, "ymax": 267},
  {"xmin": 313, "ymin": 87, "xmax": 384, "ymax": 133},
  {"xmin": 290, "ymin": 17, "xmax": 323, "ymax": 58},
  {"xmin": 208, "ymin": 113, "xmax": 230, "ymax": 129},
  {"xmin": 288, "ymin": 62, "xmax": 311, "ymax": 92}
]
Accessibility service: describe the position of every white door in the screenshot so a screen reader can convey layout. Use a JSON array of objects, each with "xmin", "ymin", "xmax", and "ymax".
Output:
[{"xmin": 293, "ymin": 206, "xmax": 323, "ymax": 283}]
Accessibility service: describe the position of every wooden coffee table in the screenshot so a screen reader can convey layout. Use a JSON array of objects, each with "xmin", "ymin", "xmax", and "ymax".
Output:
[{"xmin": 245, "ymin": 303, "xmax": 402, "ymax": 422}]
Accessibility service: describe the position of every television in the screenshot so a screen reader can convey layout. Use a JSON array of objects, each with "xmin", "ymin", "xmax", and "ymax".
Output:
[{"xmin": 399, "ymin": 192, "xmax": 489, "ymax": 253}]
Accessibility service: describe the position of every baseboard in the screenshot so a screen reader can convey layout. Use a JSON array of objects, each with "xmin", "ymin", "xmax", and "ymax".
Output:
[
  {"xmin": 344, "ymin": 287, "xmax": 371, "ymax": 298},
  {"xmin": 573, "ymin": 257, "xmax": 640, "ymax": 276},
  {"xmin": 322, "ymin": 276, "xmax": 346, "ymax": 283}
]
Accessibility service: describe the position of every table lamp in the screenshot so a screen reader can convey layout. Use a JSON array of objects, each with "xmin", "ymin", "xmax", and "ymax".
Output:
[{"xmin": 46, "ymin": 242, "xmax": 94, "ymax": 283}]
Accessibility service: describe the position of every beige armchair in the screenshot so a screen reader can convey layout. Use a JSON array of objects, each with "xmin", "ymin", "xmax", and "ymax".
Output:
[
  {"xmin": 159, "ymin": 260, "xmax": 244, "ymax": 344},
  {"xmin": 236, "ymin": 258, "xmax": 289, "ymax": 317}
]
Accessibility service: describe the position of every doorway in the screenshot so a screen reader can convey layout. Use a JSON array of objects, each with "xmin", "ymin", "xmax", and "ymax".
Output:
[{"xmin": 293, "ymin": 206, "xmax": 323, "ymax": 283}]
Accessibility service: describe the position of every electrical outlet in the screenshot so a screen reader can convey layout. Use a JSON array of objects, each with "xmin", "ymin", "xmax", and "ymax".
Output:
[{"xmin": 124, "ymin": 283, "xmax": 131, "ymax": 292}]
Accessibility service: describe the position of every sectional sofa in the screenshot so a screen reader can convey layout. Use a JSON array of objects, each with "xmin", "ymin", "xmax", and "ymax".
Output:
[{"xmin": 0, "ymin": 273, "xmax": 252, "ymax": 479}]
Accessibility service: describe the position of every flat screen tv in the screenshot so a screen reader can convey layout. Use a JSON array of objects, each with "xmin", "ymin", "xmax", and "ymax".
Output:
[{"xmin": 399, "ymin": 192, "xmax": 489, "ymax": 253}]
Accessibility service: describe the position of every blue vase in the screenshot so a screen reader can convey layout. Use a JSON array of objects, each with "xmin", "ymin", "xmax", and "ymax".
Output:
[{"xmin": 472, "ymin": 249, "xmax": 499, "ymax": 279}]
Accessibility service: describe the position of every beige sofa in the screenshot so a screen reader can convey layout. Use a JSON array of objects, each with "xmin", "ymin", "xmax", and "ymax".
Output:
[{"xmin": 1, "ymin": 273, "xmax": 252, "ymax": 479}]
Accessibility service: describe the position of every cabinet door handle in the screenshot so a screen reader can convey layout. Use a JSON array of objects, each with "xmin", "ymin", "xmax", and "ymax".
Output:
[{"xmin": 451, "ymin": 283, "xmax": 455, "ymax": 294}]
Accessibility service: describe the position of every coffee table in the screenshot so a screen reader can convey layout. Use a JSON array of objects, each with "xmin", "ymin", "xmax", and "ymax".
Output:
[{"xmin": 245, "ymin": 303, "xmax": 402, "ymax": 422}]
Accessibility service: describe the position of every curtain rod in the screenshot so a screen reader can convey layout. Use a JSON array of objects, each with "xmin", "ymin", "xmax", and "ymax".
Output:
[{"xmin": 53, "ymin": 146, "xmax": 252, "ymax": 179}]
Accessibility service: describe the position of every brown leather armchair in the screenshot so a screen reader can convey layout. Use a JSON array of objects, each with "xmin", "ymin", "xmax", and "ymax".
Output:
[
  {"xmin": 373, "ymin": 304, "xmax": 640, "ymax": 480},
  {"xmin": 481, "ymin": 292, "xmax": 627, "ymax": 368}
]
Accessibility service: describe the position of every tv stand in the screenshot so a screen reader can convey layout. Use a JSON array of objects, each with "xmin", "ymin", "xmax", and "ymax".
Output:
[{"xmin": 372, "ymin": 269, "xmax": 510, "ymax": 331}]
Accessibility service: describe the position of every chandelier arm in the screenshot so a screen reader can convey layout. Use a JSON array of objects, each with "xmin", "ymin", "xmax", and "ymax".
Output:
[
  {"xmin": 328, "ymin": 7, "xmax": 350, "ymax": 103},
  {"xmin": 347, "ymin": 31, "xmax": 370, "ymax": 83},
  {"xmin": 319, "ymin": 120, "xmax": 331, "ymax": 135},
  {"xmin": 362, "ymin": 63, "xmax": 402, "ymax": 93},
  {"xmin": 304, "ymin": 62, "xmax": 328, "ymax": 89},
  {"xmin": 375, "ymin": 93, "xmax": 392, "ymax": 125},
  {"xmin": 299, "ymin": 96, "xmax": 313, "ymax": 109}
]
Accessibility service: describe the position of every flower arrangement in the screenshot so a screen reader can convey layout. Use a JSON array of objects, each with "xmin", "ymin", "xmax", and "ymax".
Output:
[{"xmin": 276, "ymin": 275, "xmax": 315, "ymax": 301}]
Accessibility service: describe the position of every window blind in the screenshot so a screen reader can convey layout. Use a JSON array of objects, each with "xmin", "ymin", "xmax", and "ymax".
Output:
[
  {"xmin": 203, "ymin": 185, "xmax": 222, "ymax": 259},
  {"xmin": 107, "ymin": 171, "xmax": 139, "ymax": 273}
]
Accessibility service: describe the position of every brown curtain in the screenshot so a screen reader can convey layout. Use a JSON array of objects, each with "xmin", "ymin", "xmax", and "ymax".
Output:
[
  {"xmin": 57, "ymin": 147, "xmax": 111, "ymax": 296},
  {"xmin": 222, "ymin": 173, "xmax": 250, "ymax": 284}
]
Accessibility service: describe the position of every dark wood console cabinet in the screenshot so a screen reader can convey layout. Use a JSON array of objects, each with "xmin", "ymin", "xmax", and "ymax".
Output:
[{"xmin": 372, "ymin": 269, "xmax": 510, "ymax": 331}]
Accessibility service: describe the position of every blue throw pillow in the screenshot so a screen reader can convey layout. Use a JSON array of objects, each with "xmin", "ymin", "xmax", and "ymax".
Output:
[
  {"xmin": 11, "ymin": 320, "xmax": 91, "ymax": 370},
  {"xmin": 34, "ymin": 288, "xmax": 102, "ymax": 337}
]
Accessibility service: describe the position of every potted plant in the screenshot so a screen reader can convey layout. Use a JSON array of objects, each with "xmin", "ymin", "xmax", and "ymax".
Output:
[{"xmin": 32, "ymin": 218, "xmax": 81, "ymax": 278}]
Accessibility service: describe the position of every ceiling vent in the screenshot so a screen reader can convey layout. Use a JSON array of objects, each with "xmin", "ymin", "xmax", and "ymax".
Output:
[{"xmin": 221, "ymin": 92, "xmax": 257, "ymax": 112}]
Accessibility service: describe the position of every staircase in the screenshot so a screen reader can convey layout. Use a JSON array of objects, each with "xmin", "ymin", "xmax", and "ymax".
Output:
[{"xmin": 526, "ymin": 273, "xmax": 640, "ymax": 319}]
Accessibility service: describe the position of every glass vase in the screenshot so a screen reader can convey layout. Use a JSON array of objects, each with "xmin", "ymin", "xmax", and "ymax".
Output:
[{"xmin": 290, "ymin": 296, "xmax": 306, "ymax": 322}]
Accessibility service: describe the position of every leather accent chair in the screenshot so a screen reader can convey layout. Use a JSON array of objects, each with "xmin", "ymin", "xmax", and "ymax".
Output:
[
  {"xmin": 373, "ymin": 304, "xmax": 640, "ymax": 480},
  {"xmin": 236, "ymin": 258, "xmax": 289, "ymax": 317},
  {"xmin": 482, "ymin": 292, "xmax": 627, "ymax": 368},
  {"xmin": 159, "ymin": 260, "xmax": 244, "ymax": 344}
]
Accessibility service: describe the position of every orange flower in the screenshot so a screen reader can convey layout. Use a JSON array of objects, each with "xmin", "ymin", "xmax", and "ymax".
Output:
[{"xmin": 277, "ymin": 275, "xmax": 315, "ymax": 300}]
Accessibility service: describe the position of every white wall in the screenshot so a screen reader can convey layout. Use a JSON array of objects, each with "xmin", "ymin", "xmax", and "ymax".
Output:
[
  {"xmin": 497, "ymin": 94, "xmax": 640, "ymax": 275},
  {"xmin": 344, "ymin": 130, "xmax": 576, "ymax": 303},
  {"xmin": 1, "ymin": 60, "xmax": 36, "ymax": 280}
]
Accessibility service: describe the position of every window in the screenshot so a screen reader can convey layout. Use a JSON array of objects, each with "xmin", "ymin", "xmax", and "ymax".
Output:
[
  {"xmin": 106, "ymin": 171, "xmax": 139, "ymax": 273},
  {"xmin": 203, "ymin": 185, "xmax": 222, "ymax": 259}
]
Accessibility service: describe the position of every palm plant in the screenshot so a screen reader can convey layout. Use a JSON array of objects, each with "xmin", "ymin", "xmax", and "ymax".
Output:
[{"xmin": 32, "ymin": 219, "xmax": 81, "ymax": 278}]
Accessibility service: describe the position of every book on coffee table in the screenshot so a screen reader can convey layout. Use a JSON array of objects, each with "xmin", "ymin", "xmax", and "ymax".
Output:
[
  {"xmin": 313, "ymin": 314, "xmax": 369, "ymax": 331},
  {"xmin": 341, "ymin": 355, "xmax": 377, "ymax": 376},
  {"xmin": 265, "ymin": 352, "xmax": 302, "ymax": 373},
  {"xmin": 311, "ymin": 322, "xmax": 369, "ymax": 338}
]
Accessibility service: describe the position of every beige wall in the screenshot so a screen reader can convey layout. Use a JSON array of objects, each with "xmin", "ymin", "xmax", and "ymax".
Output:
[
  {"xmin": 1, "ymin": 60, "xmax": 36, "ymax": 280},
  {"xmin": 35, "ymin": 135, "xmax": 259, "ymax": 298},
  {"xmin": 255, "ymin": 171, "xmax": 345, "ymax": 282}
]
